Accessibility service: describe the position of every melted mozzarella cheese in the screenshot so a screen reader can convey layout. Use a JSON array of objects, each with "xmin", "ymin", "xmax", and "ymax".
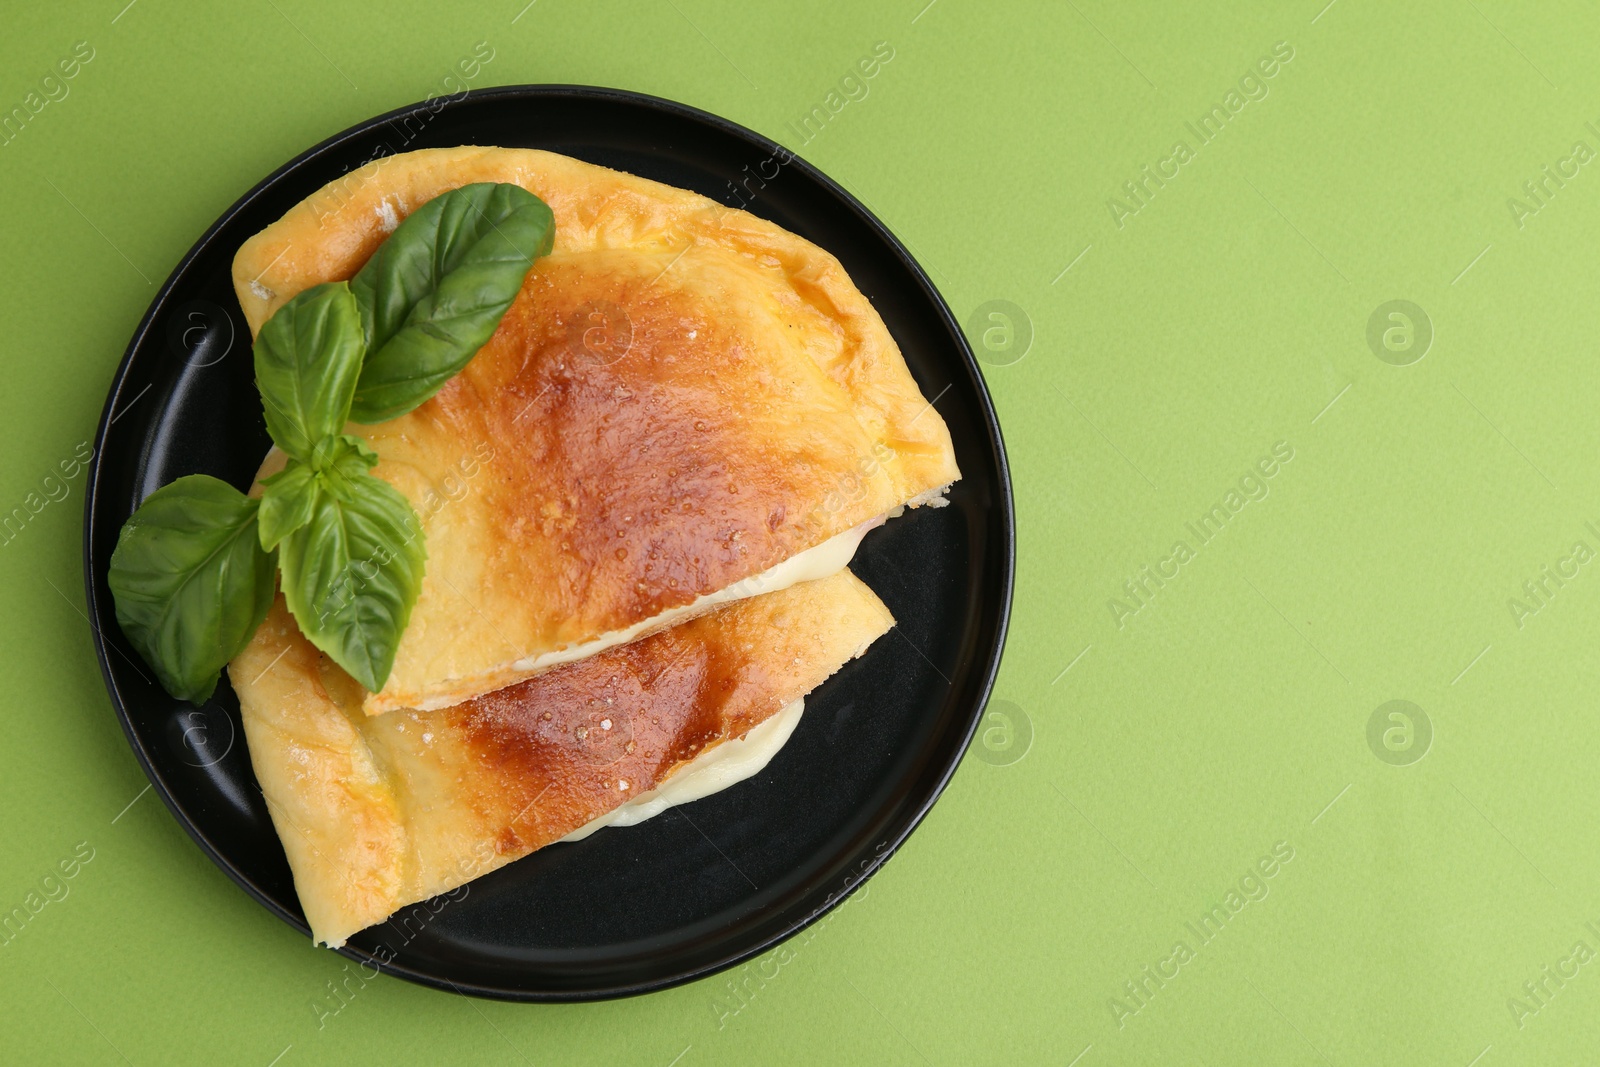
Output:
[
  {"xmin": 560, "ymin": 698, "xmax": 806, "ymax": 842},
  {"xmin": 478, "ymin": 519, "xmax": 876, "ymax": 697}
]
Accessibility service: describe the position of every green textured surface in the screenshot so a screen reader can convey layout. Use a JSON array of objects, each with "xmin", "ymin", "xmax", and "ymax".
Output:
[{"xmin": 3, "ymin": 0, "xmax": 1598, "ymax": 1062}]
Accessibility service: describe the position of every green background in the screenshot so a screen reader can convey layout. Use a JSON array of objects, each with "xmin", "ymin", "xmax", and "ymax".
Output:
[{"xmin": 2, "ymin": 0, "xmax": 1598, "ymax": 1062}]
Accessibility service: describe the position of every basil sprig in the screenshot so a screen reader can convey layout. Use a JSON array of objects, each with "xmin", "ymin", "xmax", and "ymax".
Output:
[{"xmin": 108, "ymin": 182, "xmax": 553, "ymax": 703}]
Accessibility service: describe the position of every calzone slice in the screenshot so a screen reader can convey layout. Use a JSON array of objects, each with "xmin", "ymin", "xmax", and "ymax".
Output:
[
  {"xmin": 229, "ymin": 569, "xmax": 892, "ymax": 948},
  {"xmin": 232, "ymin": 146, "xmax": 958, "ymax": 715}
]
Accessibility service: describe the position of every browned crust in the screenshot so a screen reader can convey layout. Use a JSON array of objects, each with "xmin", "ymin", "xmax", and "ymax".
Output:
[{"xmin": 232, "ymin": 146, "xmax": 958, "ymax": 497}]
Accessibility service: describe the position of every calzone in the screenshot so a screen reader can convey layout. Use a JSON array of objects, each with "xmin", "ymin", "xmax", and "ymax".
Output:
[{"xmin": 232, "ymin": 146, "xmax": 958, "ymax": 715}]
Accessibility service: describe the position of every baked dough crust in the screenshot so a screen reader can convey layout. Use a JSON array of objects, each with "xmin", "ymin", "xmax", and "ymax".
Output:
[
  {"xmin": 229, "ymin": 570, "xmax": 893, "ymax": 948},
  {"xmin": 231, "ymin": 147, "xmax": 958, "ymax": 715}
]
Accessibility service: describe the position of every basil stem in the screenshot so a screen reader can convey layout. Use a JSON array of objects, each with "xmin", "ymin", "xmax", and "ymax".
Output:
[{"xmin": 258, "ymin": 435, "xmax": 380, "ymax": 551}]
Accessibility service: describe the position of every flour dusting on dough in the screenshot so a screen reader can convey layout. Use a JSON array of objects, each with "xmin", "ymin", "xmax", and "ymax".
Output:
[{"xmin": 376, "ymin": 199, "xmax": 400, "ymax": 232}]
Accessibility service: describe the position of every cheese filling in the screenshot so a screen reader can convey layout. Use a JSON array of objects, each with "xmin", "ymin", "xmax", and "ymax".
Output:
[
  {"xmin": 405, "ymin": 518, "xmax": 883, "ymax": 711},
  {"xmin": 560, "ymin": 698, "xmax": 807, "ymax": 842}
]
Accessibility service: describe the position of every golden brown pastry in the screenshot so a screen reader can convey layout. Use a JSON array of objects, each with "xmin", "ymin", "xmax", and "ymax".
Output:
[
  {"xmin": 232, "ymin": 146, "xmax": 958, "ymax": 716},
  {"xmin": 229, "ymin": 569, "xmax": 893, "ymax": 948}
]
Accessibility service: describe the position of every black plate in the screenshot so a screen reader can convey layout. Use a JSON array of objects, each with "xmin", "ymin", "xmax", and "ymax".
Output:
[{"xmin": 83, "ymin": 85, "xmax": 1013, "ymax": 1001}]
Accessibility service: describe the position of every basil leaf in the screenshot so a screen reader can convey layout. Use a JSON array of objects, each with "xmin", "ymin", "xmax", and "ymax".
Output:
[
  {"xmin": 108, "ymin": 475, "xmax": 277, "ymax": 704},
  {"xmin": 348, "ymin": 183, "xmax": 554, "ymax": 423},
  {"xmin": 254, "ymin": 282, "xmax": 365, "ymax": 462},
  {"xmin": 258, "ymin": 461, "xmax": 316, "ymax": 551},
  {"xmin": 278, "ymin": 471, "xmax": 426, "ymax": 693}
]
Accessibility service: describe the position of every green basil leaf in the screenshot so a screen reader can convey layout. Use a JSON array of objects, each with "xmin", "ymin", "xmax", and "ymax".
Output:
[
  {"xmin": 108, "ymin": 475, "xmax": 277, "ymax": 704},
  {"xmin": 348, "ymin": 183, "xmax": 554, "ymax": 423},
  {"xmin": 258, "ymin": 461, "xmax": 317, "ymax": 551},
  {"xmin": 319, "ymin": 433, "xmax": 380, "ymax": 482},
  {"xmin": 254, "ymin": 282, "xmax": 365, "ymax": 462},
  {"xmin": 278, "ymin": 470, "xmax": 426, "ymax": 693}
]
